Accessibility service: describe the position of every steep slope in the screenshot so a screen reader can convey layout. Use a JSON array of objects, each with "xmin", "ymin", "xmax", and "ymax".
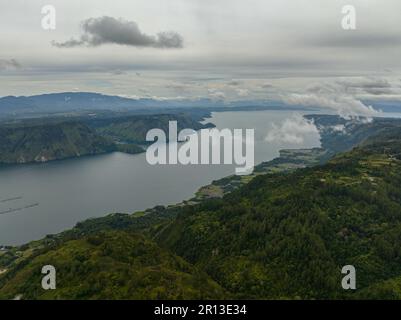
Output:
[
  {"xmin": 0, "ymin": 112, "xmax": 211, "ymax": 165},
  {"xmin": 0, "ymin": 231, "xmax": 227, "ymax": 300},
  {"xmin": 152, "ymin": 128, "xmax": 401, "ymax": 299},
  {"xmin": 91, "ymin": 113, "xmax": 214, "ymax": 144},
  {"xmin": 1, "ymin": 126, "xmax": 401, "ymax": 299},
  {"xmin": 0, "ymin": 121, "xmax": 116, "ymax": 164},
  {"xmin": 308, "ymin": 115, "xmax": 401, "ymax": 157}
]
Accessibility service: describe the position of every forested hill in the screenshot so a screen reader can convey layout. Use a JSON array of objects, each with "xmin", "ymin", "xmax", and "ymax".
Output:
[
  {"xmin": 308, "ymin": 114, "xmax": 401, "ymax": 158},
  {"xmin": 1, "ymin": 120, "xmax": 401, "ymax": 299},
  {"xmin": 0, "ymin": 232, "xmax": 227, "ymax": 299},
  {"xmin": 87, "ymin": 113, "xmax": 214, "ymax": 144},
  {"xmin": 153, "ymin": 127, "xmax": 401, "ymax": 299},
  {"xmin": 0, "ymin": 121, "xmax": 116, "ymax": 164},
  {"xmin": 0, "ymin": 113, "xmax": 211, "ymax": 165}
]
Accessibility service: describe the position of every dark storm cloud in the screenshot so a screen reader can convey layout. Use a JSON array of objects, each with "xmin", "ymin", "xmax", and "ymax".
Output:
[
  {"xmin": 52, "ymin": 16, "xmax": 183, "ymax": 49},
  {"xmin": 0, "ymin": 59, "xmax": 21, "ymax": 70}
]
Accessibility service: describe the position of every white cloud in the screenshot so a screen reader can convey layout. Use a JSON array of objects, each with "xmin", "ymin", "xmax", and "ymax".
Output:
[
  {"xmin": 208, "ymin": 89, "xmax": 226, "ymax": 100},
  {"xmin": 283, "ymin": 93, "xmax": 379, "ymax": 118},
  {"xmin": 331, "ymin": 124, "xmax": 346, "ymax": 133},
  {"xmin": 281, "ymin": 81, "xmax": 382, "ymax": 119},
  {"xmin": 265, "ymin": 113, "xmax": 319, "ymax": 144},
  {"xmin": 236, "ymin": 88, "xmax": 249, "ymax": 97},
  {"xmin": 2, "ymin": 1, "xmax": 401, "ymax": 99}
]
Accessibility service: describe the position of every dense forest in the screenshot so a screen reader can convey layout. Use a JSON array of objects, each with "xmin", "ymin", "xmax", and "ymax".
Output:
[
  {"xmin": 0, "ymin": 232, "xmax": 226, "ymax": 299},
  {"xmin": 0, "ymin": 113, "xmax": 211, "ymax": 165},
  {"xmin": 88, "ymin": 113, "xmax": 214, "ymax": 144},
  {"xmin": 0, "ymin": 121, "xmax": 117, "ymax": 164},
  {"xmin": 1, "ymin": 117, "xmax": 401, "ymax": 299}
]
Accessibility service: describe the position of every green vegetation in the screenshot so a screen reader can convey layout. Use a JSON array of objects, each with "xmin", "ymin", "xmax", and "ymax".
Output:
[
  {"xmin": 1, "ymin": 115, "xmax": 401, "ymax": 299},
  {"xmin": 0, "ymin": 232, "xmax": 226, "ymax": 300},
  {"xmin": 0, "ymin": 121, "xmax": 116, "ymax": 164},
  {"xmin": 114, "ymin": 143, "xmax": 144, "ymax": 154},
  {"xmin": 194, "ymin": 147, "xmax": 328, "ymax": 201},
  {"xmin": 153, "ymin": 137, "xmax": 401, "ymax": 299},
  {"xmin": 0, "ymin": 113, "xmax": 211, "ymax": 165},
  {"xmin": 90, "ymin": 113, "xmax": 214, "ymax": 144},
  {"xmin": 307, "ymin": 114, "xmax": 401, "ymax": 159},
  {"xmin": 194, "ymin": 115, "xmax": 401, "ymax": 201}
]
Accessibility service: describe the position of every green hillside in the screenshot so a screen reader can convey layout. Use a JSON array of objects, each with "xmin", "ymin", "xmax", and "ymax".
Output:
[
  {"xmin": 0, "ymin": 121, "xmax": 116, "ymax": 164},
  {"xmin": 0, "ymin": 113, "xmax": 210, "ymax": 165},
  {"xmin": 1, "ymin": 121, "xmax": 401, "ymax": 299},
  {"xmin": 153, "ymin": 128, "xmax": 401, "ymax": 299},
  {"xmin": 91, "ymin": 113, "xmax": 214, "ymax": 144},
  {"xmin": 0, "ymin": 231, "xmax": 227, "ymax": 300}
]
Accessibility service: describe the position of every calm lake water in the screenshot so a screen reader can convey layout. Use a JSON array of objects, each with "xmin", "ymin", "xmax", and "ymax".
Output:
[{"xmin": 0, "ymin": 110, "xmax": 321, "ymax": 245}]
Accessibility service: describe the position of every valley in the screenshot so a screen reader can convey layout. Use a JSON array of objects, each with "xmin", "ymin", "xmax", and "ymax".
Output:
[{"xmin": 1, "ymin": 113, "xmax": 401, "ymax": 299}]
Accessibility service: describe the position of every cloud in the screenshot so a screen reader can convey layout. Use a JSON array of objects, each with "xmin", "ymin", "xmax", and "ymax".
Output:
[
  {"xmin": 282, "ymin": 82, "xmax": 381, "ymax": 119},
  {"xmin": 265, "ymin": 114, "xmax": 319, "ymax": 144},
  {"xmin": 260, "ymin": 83, "xmax": 273, "ymax": 89},
  {"xmin": 0, "ymin": 59, "xmax": 21, "ymax": 70},
  {"xmin": 227, "ymin": 80, "xmax": 241, "ymax": 86},
  {"xmin": 52, "ymin": 16, "xmax": 183, "ymax": 49},
  {"xmin": 331, "ymin": 124, "xmax": 346, "ymax": 133},
  {"xmin": 208, "ymin": 88, "xmax": 226, "ymax": 100},
  {"xmin": 110, "ymin": 69, "xmax": 127, "ymax": 75},
  {"xmin": 308, "ymin": 33, "xmax": 401, "ymax": 48},
  {"xmin": 283, "ymin": 93, "xmax": 379, "ymax": 119},
  {"xmin": 336, "ymin": 78, "xmax": 394, "ymax": 95},
  {"xmin": 165, "ymin": 82, "xmax": 195, "ymax": 95},
  {"xmin": 236, "ymin": 88, "xmax": 249, "ymax": 97}
]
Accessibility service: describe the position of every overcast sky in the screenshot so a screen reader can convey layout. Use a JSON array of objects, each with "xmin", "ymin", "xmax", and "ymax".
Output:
[{"xmin": 1, "ymin": 0, "xmax": 401, "ymax": 115}]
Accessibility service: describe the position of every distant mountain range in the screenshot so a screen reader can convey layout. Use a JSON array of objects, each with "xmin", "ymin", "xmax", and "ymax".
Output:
[
  {"xmin": 0, "ymin": 92, "xmax": 171, "ymax": 114},
  {"xmin": 0, "ymin": 92, "xmax": 303, "ymax": 117},
  {"xmin": 363, "ymin": 100, "xmax": 401, "ymax": 113},
  {"xmin": 1, "ymin": 92, "xmax": 398, "ymax": 120}
]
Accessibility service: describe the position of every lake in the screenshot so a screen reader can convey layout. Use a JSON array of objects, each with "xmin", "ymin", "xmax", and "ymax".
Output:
[{"xmin": 0, "ymin": 110, "xmax": 321, "ymax": 245}]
